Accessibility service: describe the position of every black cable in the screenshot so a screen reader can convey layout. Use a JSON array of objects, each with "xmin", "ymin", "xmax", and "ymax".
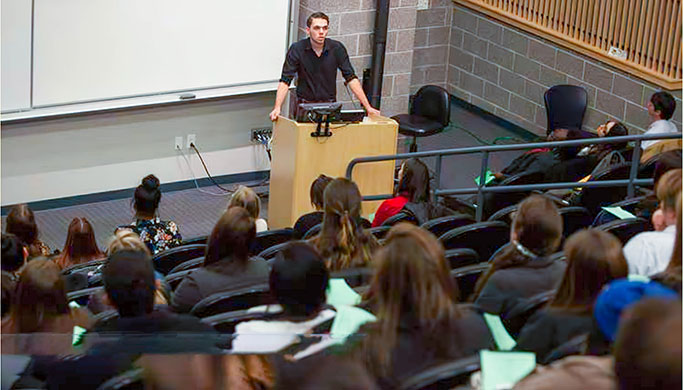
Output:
[{"xmin": 189, "ymin": 143, "xmax": 233, "ymax": 193}]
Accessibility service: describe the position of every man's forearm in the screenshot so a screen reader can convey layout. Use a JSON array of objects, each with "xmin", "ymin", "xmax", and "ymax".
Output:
[
  {"xmin": 273, "ymin": 82, "xmax": 291, "ymax": 111},
  {"xmin": 348, "ymin": 78, "xmax": 373, "ymax": 110}
]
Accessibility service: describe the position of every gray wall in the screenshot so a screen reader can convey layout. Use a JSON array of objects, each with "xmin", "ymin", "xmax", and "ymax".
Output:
[
  {"xmin": 410, "ymin": 0, "xmax": 452, "ymax": 93},
  {"xmin": 447, "ymin": 3, "xmax": 683, "ymax": 137}
]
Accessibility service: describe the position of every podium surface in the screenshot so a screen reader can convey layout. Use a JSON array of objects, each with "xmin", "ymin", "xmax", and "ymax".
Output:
[{"xmin": 268, "ymin": 116, "xmax": 398, "ymax": 229}]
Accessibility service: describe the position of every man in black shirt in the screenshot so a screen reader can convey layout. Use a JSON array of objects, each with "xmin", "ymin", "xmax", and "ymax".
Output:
[{"xmin": 269, "ymin": 12, "xmax": 380, "ymax": 121}]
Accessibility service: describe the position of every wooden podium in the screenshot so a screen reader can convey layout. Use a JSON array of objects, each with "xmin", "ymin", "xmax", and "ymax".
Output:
[{"xmin": 268, "ymin": 116, "xmax": 398, "ymax": 229}]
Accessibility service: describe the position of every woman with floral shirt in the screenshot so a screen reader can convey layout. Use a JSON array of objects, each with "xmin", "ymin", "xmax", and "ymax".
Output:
[{"xmin": 121, "ymin": 175, "xmax": 182, "ymax": 255}]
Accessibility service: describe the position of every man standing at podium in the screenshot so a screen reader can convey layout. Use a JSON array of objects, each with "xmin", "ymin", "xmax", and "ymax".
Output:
[{"xmin": 269, "ymin": 12, "xmax": 381, "ymax": 121}]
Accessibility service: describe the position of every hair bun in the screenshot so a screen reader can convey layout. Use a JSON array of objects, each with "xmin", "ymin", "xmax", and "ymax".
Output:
[{"xmin": 141, "ymin": 175, "xmax": 160, "ymax": 192}]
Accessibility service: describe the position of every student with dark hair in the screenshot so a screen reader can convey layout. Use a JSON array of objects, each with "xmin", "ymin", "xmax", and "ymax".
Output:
[
  {"xmin": 119, "ymin": 174, "xmax": 182, "ymax": 255},
  {"xmin": 515, "ymin": 229, "xmax": 628, "ymax": 362},
  {"xmin": 5, "ymin": 204, "xmax": 51, "ymax": 257},
  {"xmin": 54, "ymin": 217, "xmax": 104, "ymax": 269},
  {"xmin": 172, "ymin": 207, "xmax": 270, "ymax": 313},
  {"xmin": 372, "ymin": 158, "xmax": 452, "ymax": 226},
  {"xmin": 624, "ymin": 169, "xmax": 681, "ymax": 276},
  {"xmin": 311, "ymin": 178, "xmax": 378, "ymax": 271},
  {"xmin": 293, "ymin": 174, "xmax": 333, "ymax": 239},
  {"xmin": 642, "ymin": 91, "xmax": 678, "ymax": 150},
  {"xmin": 232, "ymin": 241, "xmax": 335, "ymax": 353},
  {"xmin": 613, "ymin": 298, "xmax": 681, "ymax": 390},
  {"xmin": 473, "ymin": 195, "xmax": 565, "ymax": 316},
  {"xmin": 351, "ymin": 224, "xmax": 493, "ymax": 389},
  {"xmin": 1, "ymin": 259, "xmax": 91, "ymax": 355},
  {"xmin": 2, "ymin": 233, "xmax": 26, "ymax": 274}
]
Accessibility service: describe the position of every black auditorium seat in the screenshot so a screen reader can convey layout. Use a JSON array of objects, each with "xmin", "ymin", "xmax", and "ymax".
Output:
[
  {"xmin": 302, "ymin": 223, "xmax": 323, "ymax": 239},
  {"xmin": 487, "ymin": 205, "xmax": 518, "ymax": 225},
  {"xmin": 330, "ymin": 267, "xmax": 374, "ymax": 288},
  {"xmin": 180, "ymin": 235, "xmax": 208, "ymax": 246},
  {"xmin": 249, "ymin": 228, "xmax": 294, "ymax": 256},
  {"xmin": 190, "ymin": 284, "xmax": 274, "ymax": 318},
  {"xmin": 591, "ymin": 196, "xmax": 648, "ymax": 226},
  {"xmin": 166, "ymin": 269, "xmax": 194, "ymax": 291},
  {"xmin": 502, "ymin": 290, "xmax": 556, "ymax": 339},
  {"xmin": 62, "ymin": 258, "xmax": 106, "ymax": 276},
  {"xmin": 594, "ymin": 217, "xmax": 652, "ymax": 244},
  {"xmin": 559, "ymin": 206, "xmax": 593, "ymax": 238},
  {"xmin": 201, "ymin": 309, "xmax": 270, "ymax": 334},
  {"xmin": 381, "ymin": 211, "xmax": 418, "ymax": 227},
  {"xmin": 168, "ymin": 257, "xmax": 205, "ymax": 274},
  {"xmin": 439, "ymin": 221, "xmax": 509, "ymax": 262},
  {"xmin": 450, "ymin": 263, "xmax": 490, "ymax": 303},
  {"xmin": 258, "ymin": 241, "xmax": 295, "ymax": 263},
  {"xmin": 420, "ymin": 214, "xmax": 476, "ymax": 238},
  {"xmin": 444, "ymin": 248, "xmax": 480, "ymax": 269},
  {"xmin": 398, "ymin": 354, "xmax": 480, "ymax": 390},
  {"xmin": 391, "ymin": 85, "xmax": 451, "ymax": 153},
  {"xmin": 152, "ymin": 244, "xmax": 206, "ymax": 275},
  {"xmin": 368, "ymin": 225, "xmax": 391, "ymax": 239},
  {"xmin": 577, "ymin": 162, "xmax": 632, "ymax": 215},
  {"xmin": 96, "ymin": 368, "xmax": 144, "ymax": 390}
]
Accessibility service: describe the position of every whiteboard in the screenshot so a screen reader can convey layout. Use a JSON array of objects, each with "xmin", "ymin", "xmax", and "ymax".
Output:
[
  {"xmin": 1, "ymin": 0, "xmax": 32, "ymax": 112},
  {"xmin": 10, "ymin": 0, "xmax": 289, "ymax": 110}
]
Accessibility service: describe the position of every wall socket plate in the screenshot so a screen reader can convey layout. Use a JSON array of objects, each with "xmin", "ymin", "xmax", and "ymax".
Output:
[
  {"xmin": 417, "ymin": 0, "xmax": 429, "ymax": 10},
  {"xmin": 174, "ymin": 136, "xmax": 183, "ymax": 150},
  {"xmin": 186, "ymin": 134, "xmax": 196, "ymax": 148}
]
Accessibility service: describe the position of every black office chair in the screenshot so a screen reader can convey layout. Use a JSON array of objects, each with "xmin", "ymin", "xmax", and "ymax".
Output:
[
  {"xmin": 559, "ymin": 206, "xmax": 593, "ymax": 238},
  {"xmin": 450, "ymin": 263, "xmax": 490, "ymax": 302},
  {"xmin": 391, "ymin": 85, "xmax": 451, "ymax": 152},
  {"xmin": 249, "ymin": 228, "xmax": 294, "ymax": 256},
  {"xmin": 420, "ymin": 214, "xmax": 475, "ymax": 238},
  {"xmin": 439, "ymin": 221, "xmax": 509, "ymax": 262},
  {"xmin": 594, "ymin": 217, "xmax": 652, "ymax": 244},
  {"xmin": 381, "ymin": 211, "xmax": 418, "ymax": 227},
  {"xmin": 152, "ymin": 244, "xmax": 206, "ymax": 275},
  {"xmin": 444, "ymin": 248, "xmax": 480, "ymax": 269},
  {"xmin": 544, "ymin": 85, "xmax": 588, "ymax": 135},
  {"xmin": 398, "ymin": 354, "xmax": 480, "ymax": 390},
  {"xmin": 190, "ymin": 284, "xmax": 274, "ymax": 318}
]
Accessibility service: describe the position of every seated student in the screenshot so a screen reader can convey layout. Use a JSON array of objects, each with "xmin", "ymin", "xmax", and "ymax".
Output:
[
  {"xmin": 473, "ymin": 195, "xmax": 565, "ymax": 316},
  {"xmin": 5, "ymin": 204, "xmax": 51, "ymax": 258},
  {"xmin": 651, "ymin": 195, "xmax": 682, "ymax": 294},
  {"xmin": 1, "ymin": 234, "xmax": 26, "ymax": 317},
  {"xmin": 119, "ymin": 174, "xmax": 182, "ymax": 255},
  {"xmin": 311, "ymin": 178, "xmax": 378, "ymax": 271},
  {"xmin": 229, "ymin": 185, "xmax": 268, "ymax": 233},
  {"xmin": 293, "ymin": 174, "xmax": 333, "ymax": 239},
  {"xmin": 372, "ymin": 158, "xmax": 451, "ymax": 226},
  {"xmin": 349, "ymin": 223, "xmax": 493, "ymax": 389},
  {"xmin": 172, "ymin": 207, "xmax": 270, "ymax": 313},
  {"xmin": 90, "ymin": 250, "xmax": 215, "ymax": 348},
  {"xmin": 642, "ymin": 91, "xmax": 678, "ymax": 150},
  {"xmin": 1, "ymin": 259, "xmax": 92, "ymax": 355},
  {"xmin": 613, "ymin": 297, "xmax": 681, "ymax": 390},
  {"xmin": 232, "ymin": 241, "xmax": 336, "ymax": 354},
  {"xmin": 515, "ymin": 229, "xmax": 628, "ymax": 362},
  {"xmin": 624, "ymin": 169, "xmax": 681, "ymax": 276},
  {"xmin": 54, "ymin": 217, "xmax": 105, "ymax": 269}
]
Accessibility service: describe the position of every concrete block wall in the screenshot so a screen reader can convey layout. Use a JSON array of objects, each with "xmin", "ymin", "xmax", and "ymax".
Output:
[
  {"xmin": 298, "ymin": 0, "xmax": 418, "ymax": 116},
  {"xmin": 410, "ymin": 0, "xmax": 453, "ymax": 94},
  {"xmin": 447, "ymin": 3, "xmax": 683, "ymax": 137}
]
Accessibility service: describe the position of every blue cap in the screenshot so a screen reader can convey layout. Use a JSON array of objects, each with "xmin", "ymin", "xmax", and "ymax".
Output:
[{"xmin": 594, "ymin": 279, "xmax": 678, "ymax": 342}]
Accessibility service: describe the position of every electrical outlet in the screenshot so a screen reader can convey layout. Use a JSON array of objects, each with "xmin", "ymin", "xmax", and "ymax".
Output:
[
  {"xmin": 174, "ymin": 136, "xmax": 183, "ymax": 150},
  {"xmin": 417, "ymin": 0, "xmax": 429, "ymax": 10},
  {"xmin": 250, "ymin": 127, "xmax": 273, "ymax": 143},
  {"xmin": 186, "ymin": 134, "xmax": 196, "ymax": 148}
]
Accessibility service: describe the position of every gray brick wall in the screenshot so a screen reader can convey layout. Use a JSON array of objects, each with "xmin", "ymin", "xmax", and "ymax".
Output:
[
  {"xmin": 448, "ymin": 4, "xmax": 683, "ymax": 136},
  {"xmin": 298, "ymin": 0, "xmax": 418, "ymax": 116},
  {"xmin": 410, "ymin": 0, "xmax": 452, "ymax": 94}
]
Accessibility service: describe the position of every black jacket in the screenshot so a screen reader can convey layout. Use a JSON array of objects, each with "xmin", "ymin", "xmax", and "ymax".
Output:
[
  {"xmin": 474, "ymin": 256, "xmax": 566, "ymax": 316},
  {"xmin": 171, "ymin": 257, "xmax": 270, "ymax": 313}
]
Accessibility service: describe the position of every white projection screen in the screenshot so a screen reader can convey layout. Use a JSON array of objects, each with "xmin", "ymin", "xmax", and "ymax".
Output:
[{"xmin": 12, "ymin": 0, "xmax": 289, "ymax": 109}]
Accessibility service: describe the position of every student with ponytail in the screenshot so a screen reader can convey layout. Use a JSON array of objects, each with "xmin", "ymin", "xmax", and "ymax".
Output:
[
  {"xmin": 310, "ymin": 178, "xmax": 378, "ymax": 271},
  {"xmin": 472, "ymin": 195, "xmax": 566, "ymax": 316},
  {"xmin": 119, "ymin": 174, "xmax": 182, "ymax": 255}
]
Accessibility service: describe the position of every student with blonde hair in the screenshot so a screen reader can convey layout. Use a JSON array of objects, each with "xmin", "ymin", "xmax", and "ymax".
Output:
[{"xmin": 229, "ymin": 185, "xmax": 268, "ymax": 232}]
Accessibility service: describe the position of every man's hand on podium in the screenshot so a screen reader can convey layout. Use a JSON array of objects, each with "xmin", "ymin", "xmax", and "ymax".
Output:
[
  {"xmin": 366, "ymin": 106, "xmax": 381, "ymax": 117},
  {"xmin": 269, "ymin": 108, "xmax": 280, "ymax": 121}
]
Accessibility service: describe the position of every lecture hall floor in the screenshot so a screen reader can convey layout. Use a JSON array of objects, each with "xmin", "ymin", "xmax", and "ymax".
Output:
[{"xmin": 2, "ymin": 102, "xmax": 534, "ymax": 250}]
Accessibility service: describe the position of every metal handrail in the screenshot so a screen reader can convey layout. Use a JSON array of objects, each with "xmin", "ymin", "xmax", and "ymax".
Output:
[{"xmin": 346, "ymin": 132, "xmax": 682, "ymax": 221}]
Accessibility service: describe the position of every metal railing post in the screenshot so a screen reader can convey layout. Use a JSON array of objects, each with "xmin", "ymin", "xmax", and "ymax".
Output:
[
  {"xmin": 475, "ymin": 151, "xmax": 490, "ymax": 222},
  {"xmin": 433, "ymin": 155, "xmax": 442, "ymax": 203},
  {"xmin": 627, "ymin": 141, "xmax": 643, "ymax": 198}
]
